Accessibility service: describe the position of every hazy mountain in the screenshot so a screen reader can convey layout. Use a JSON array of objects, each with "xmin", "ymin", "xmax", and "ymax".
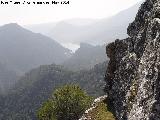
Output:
[
  {"xmin": 25, "ymin": 18, "xmax": 97, "ymax": 35},
  {"xmin": 77, "ymin": 2, "xmax": 142, "ymax": 44},
  {"xmin": 0, "ymin": 62, "xmax": 107, "ymax": 120},
  {"xmin": 64, "ymin": 18, "xmax": 98, "ymax": 26},
  {"xmin": 0, "ymin": 23, "xmax": 72, "ymax": 74},
  {"xmin": 63, "ymin": 43, "xmax": 107, "ymax": 71},
  {"xmin": 25, "ymin": 22, "xmax": 57, "ymax": 36},
  {"xmin": 26, "ymin": 2, "xmax": 142, "ymax": 50}
]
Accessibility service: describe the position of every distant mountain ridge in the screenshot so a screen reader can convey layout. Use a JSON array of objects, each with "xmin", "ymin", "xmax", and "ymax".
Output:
[
  {"xmin": 26, "ymin": 2, "xmax": 143, "ymax": 50},
  {"xmin": 0, "ymin": 23, "xmax": 72, "ymax": 74}
]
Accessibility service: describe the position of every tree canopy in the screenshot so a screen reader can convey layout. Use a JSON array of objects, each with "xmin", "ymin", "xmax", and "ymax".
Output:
[{"xmin": 37, "ymin": 85, "xmax": 93, "ymax": 120}]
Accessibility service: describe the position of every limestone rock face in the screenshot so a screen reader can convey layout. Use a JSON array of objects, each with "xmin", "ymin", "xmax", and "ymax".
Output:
[{"xmin": 105, "ymin": 0, "xmax": 160, "ymax": 119}]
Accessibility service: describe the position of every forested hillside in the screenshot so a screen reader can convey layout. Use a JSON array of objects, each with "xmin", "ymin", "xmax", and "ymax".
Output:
[
  {"xmin": 0, "ymin": 61, "xmax": 108, "ymax": 120},
  {"xmin": 0, "ymin": 62, "xmax": 18, "ymax": 94}
]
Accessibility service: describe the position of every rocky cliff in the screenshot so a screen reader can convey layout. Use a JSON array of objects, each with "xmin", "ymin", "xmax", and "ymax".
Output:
[{"xmin": 105, "ymin": 0, "xmax": 160, "ymax": 119}]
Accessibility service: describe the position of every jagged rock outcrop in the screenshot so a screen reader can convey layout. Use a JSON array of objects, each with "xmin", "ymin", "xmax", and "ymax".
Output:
[{"xmin": 105, "ymin": 0, "xmax": 160, "ymax": 119}]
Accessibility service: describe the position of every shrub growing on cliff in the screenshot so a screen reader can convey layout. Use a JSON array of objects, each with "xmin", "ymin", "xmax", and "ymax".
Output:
[{"xmin": 37, "ymin": 84, "xmax": 93, "ymax": 120}]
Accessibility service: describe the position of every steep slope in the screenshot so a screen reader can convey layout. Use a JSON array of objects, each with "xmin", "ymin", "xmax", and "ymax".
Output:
[
  {"xmin": 0, "ymin": 23, "xmax": 71, "ymax": 74},
  {"xmin": 0, "ymin": 62, "xmax": 107, "ymax": 120},
  {"xmin": 79, "ymin": 95, "xmax": 115, "ymax": 120},
  {"xmin": 105, "ymin": 0, "xmax": 160, "ymax": 119},
  {"xmin": 63, "ymin": 43, "xmax": 107, "ymax": 71}
]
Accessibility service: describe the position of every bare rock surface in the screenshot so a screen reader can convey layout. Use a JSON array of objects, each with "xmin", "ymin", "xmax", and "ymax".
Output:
[{"xmin": 105, "ymin": 0, "xmax": 160, "ymax": 119}]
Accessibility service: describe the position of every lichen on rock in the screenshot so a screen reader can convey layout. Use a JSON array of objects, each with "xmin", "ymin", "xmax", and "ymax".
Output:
[{"xmin": 105, "ymin": 0, "xmax": 160, "ymax": 119}]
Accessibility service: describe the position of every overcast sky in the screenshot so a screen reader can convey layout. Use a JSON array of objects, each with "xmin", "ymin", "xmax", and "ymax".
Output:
[{"xmin": 0, "ymin": 0, "xmax": 143, "ymax": 25}]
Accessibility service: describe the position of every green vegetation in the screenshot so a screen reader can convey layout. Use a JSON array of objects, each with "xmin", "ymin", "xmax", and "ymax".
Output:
[
  {"xmin": 0, "ymin": 62, "xmax": 107, "ymax": 120},
  {"xmin": 37, "ymin": 85, "xmax": 93, "ymax": 120},
  {"xmin": 84, "ymin": 101, "xmax": 115, "ymax": 120}
]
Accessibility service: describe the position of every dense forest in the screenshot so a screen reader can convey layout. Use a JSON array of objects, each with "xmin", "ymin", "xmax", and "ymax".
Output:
[{"xmin": 0, "ymin": 61, "xmax": 108, "ymax": 120}]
